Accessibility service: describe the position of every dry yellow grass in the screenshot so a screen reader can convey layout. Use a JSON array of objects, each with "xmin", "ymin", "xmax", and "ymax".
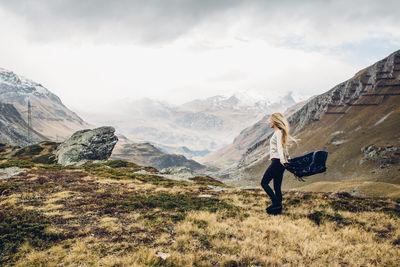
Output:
[
  {"xmin": 1, "ymin": 160, "xmax": 399, "ymax": 266},
  {"xmin": 294, "ymin": 180, "xmax": 400, "ymax": 198}
]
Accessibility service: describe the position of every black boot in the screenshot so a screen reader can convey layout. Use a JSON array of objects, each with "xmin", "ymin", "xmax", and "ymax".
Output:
[{"xmin": 266, "ymin": 202, "xmax": 282, "ymax": 215}]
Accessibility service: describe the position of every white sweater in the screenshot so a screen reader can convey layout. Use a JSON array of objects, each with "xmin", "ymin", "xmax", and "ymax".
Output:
[{"xmin": 269, "ymin": 129, "xmax": 289, "ymax": 162}]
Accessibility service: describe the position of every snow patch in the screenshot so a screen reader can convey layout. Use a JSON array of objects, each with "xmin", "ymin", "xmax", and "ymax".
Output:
[
  {"xmin": 331, "ymin": 131, "xmax": 345, "ymax": 136},
  {"xmin": 331, "ymin": 140, "xmax": 347, "ymax": 146},
  {"xmin": 374, "ymin": 111, "xmax": 394, "ymax": 126}
]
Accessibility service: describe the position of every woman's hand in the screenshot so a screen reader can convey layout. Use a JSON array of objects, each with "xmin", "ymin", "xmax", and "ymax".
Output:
[{"xmin": 281, "ymin": 160, "xmax": 288, "ymax": 166}]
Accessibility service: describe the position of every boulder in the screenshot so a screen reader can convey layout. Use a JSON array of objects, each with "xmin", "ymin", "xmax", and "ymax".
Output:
[
  {"xmin": 0, "ymin": 167, "xmax": 25, "ymax": 180},
  {"xmin": 54, "ymin": 126, "xmax": 118, "ymax": 166}
]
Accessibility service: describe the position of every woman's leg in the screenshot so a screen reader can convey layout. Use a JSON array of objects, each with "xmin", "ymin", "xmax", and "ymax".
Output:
[
  {"xmin": 273, "ymin": 165, "xmax": 285, "ymax": 205},
  {"xmin": 261, "ymin": 161, "xmax": 278, "ymax": 204}
]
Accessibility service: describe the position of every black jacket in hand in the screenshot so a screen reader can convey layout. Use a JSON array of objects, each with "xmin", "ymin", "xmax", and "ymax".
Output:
[{"xmin": 283, "ymin": 150, "xmax": 328, "ymax": 181}]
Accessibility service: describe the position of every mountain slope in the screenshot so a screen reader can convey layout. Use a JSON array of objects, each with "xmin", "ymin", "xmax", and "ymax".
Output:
[
  {"xmin": 0, "ymin": 67, "xmax": 92, "ymax": 142},
  {"xmin": 199, "ymin": 99, "xmax": 309, "ymax": 168},
  {"xmin": 0, "ymin": 102, "xmax": 47, "ymax": 146},
  {"xmin": 77, "ymin": 91, "xmax": 297, "ymax": 153},
  {"xmin": 215, "ymin": 50, "xmax": 400, "ymax": 188},
  {"xmin": 110, "ymin": 142, "xmax": 208, "ymax": 171}
]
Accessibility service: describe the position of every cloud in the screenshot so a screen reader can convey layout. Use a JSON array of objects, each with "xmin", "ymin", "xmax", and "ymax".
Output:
[
  {"xmin": 0, "ymin": 0, "xmax": 399, "ymax": 48},
  {"xmin": 0, "ymin": 0, "xmax": 399, "ymax": 112}
]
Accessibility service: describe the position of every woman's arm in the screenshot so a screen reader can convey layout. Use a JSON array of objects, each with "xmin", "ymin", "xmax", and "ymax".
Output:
[{"xmin": 276, "ymin": 130, "xmax": 288, "ymax": 165}]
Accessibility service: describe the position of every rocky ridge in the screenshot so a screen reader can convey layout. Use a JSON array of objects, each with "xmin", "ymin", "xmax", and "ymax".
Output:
[{"xmin": 215, "ymin": 50, "xmax": 400, "ymax": 186}]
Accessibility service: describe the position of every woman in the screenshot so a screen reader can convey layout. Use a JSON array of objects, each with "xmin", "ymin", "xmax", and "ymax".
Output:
[{"xmin": 261, "ymin": 112, "xmax": 296, "ymax": 215}]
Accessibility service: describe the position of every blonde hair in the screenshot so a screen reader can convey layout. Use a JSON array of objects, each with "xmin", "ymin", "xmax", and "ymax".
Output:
[{"xmin": 270, "ymin": 113, "xmax": 298, "ymax": 148}]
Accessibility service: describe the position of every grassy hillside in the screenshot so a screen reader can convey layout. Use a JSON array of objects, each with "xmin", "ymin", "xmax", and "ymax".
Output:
[
  {"xmin": 220, "ymin": 51, "xmax": 400, "ymax": 192},
  {"xmin": 287, "ymin": 93, "xmax": 400, "ymax": 186},
  {"xmin": 1, "ymin": 145, "xmax": 399, "ymax": 266}
]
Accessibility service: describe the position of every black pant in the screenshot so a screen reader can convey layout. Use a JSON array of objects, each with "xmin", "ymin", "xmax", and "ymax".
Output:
[{"xmin": 261, "ymin": 159, "xmax": 285, "ymax": 205}]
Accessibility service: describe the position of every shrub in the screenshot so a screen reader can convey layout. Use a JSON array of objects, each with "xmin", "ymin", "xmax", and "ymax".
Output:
[
  {"xmin": 0, "ymin": 160, "xmax": 35, "ymax": 169},
  {"xmin": 103, "ymin": 159, "xmax": 138, "ymax": 168},
  {"xmin": 13, "ymin": 144, "xmax": 44, "ymax": 157},
  {"xmin": 0, "ymin": 204, "xmax": 66, "ymax": 264},
  {"xmin": 103, "ymin": 191, "xmax": 241, "ymax": 218},
  {"xmin": 0, "ymin": 183, "xmax": 17, "ymax": 196},
  {"xmin": 31, "ymin": 153, "xmax": 57, "ymax": 164}
]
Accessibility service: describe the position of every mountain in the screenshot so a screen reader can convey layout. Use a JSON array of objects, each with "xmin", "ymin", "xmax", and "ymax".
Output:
[
  {"xmin": 78, "ymin": 91, "xmax": 298, "ymax": 155},
  {"xmin": 0, "ymin": 102, "xmax": 47, "ymax": 146},
  {"xmin": 110, "ymin": 141, "xmax": 208, "ymax": 172},
  {"xmin": 151, "ymin": 143, "xmax": 211, "ymax": 161},
  {"xmin": 0, "ymin": 67, "xmax": 93, "ymax": 142},
  {"xmin": 214, "ymin": 50, "xmax": 400, "ymax": 188},
  {"xmin": 199, "ymin": 99, "xmax": 309, "ymax": 168}
]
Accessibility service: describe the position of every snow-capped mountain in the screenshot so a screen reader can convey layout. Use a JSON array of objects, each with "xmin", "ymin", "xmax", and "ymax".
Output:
[
  {"xmin": 178, "ymin": 89, "xmax": 288, "ymax": 113},
  {"xmin": 0, "ymin": 67, "xmax": 92, "ymax": 143},
  {"xmin": 79, "ymin": 90, "xmax": 298, "ymax": 158}
]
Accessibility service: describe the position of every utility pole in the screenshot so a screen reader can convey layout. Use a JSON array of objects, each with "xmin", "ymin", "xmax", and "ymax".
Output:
[
  {"xmin": 22, "ymin": 98, "xmax": 35, "ymax": 145},
  {"xmin": 27, "ymin": 100, "xmax": 32, "ymax": 144}
]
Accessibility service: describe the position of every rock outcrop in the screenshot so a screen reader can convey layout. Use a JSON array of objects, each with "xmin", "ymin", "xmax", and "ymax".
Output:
[
  {"xmin": 360, "ymin": 145, "xmax": 399, "ymax": 167},
  {"xmin": 54, "ymin": 126, "xmax": 118, "ymax": 166}
]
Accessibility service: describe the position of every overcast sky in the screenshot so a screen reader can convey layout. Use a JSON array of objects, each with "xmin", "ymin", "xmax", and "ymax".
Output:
[{"xmin": 0, "ymin": 0, "xmax": 399, "ymax": 112}]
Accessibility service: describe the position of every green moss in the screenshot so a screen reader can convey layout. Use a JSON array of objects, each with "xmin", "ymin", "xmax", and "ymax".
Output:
[
  {"xmin": 301, "ymin": 193, "xmax": 313, "ymax": 200},
  {"xmin": 13, "ymin": 144, "xmax": 44, "ymax": 157},
  {"xmin": 143, "ymin": 166, "xmax": 159, "ymax": 173},
  {"xmin": 83, "ymin": 164, "xmax": 190, "ymax": 187},
  {"xmin": 308, "ymin": 209, "xmax": 365, "ymax": 227},
  {"xmin": 84, "ymin": 165, "xmax": 133, "ymax": 179},
  {"xmin": 0, "ymin": 183, "xmax": 17, "ymax": 196},
  {"xmin": 103, "ymin": 159, "xmax": 139, "ymax": 168},
  {"xmin": 393, "ymin": 236, "xmax": 400, "ymax": 246},
  {"xmin": 308, "ymin": 210, "xmax": 328, "ymax": 226},
  {"xmin": 37, "ymin": 164, "xmax": 77, "ymax": 170},
  {"xmin": 104, "ymin": 192, "xmax": 239, "ymax": 216},
  {"xmin": 328, "ymin": 197, "xmax": 400, "ymax": 217},
  {"xmin": 284, "ymin": 198, "xmax": 301, "ymax": 205},
  {"xmin": 188, "ymin": 176, "xmax": 232, "ymax": 188},
  {"xmin": 0, "ymin": 160, "xmax": 35, "ymax": 169},
  {"xmin": 193, "ymin": 219, "xmax": 208, "ymax": 229},
  {"xmin": 0, "ymin": 204, "xmax": 66, "ymax": 265},
  {"xmin": 30, "ymin": 153, "xmax": 57, "ymax": 164},
  {"xmin": 39, "ymin": 141, "xmax": 60, "ymax": 149},
  {"xmin": 133, "ymin": 173, "xmax": 191, "ymax": 187}
]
